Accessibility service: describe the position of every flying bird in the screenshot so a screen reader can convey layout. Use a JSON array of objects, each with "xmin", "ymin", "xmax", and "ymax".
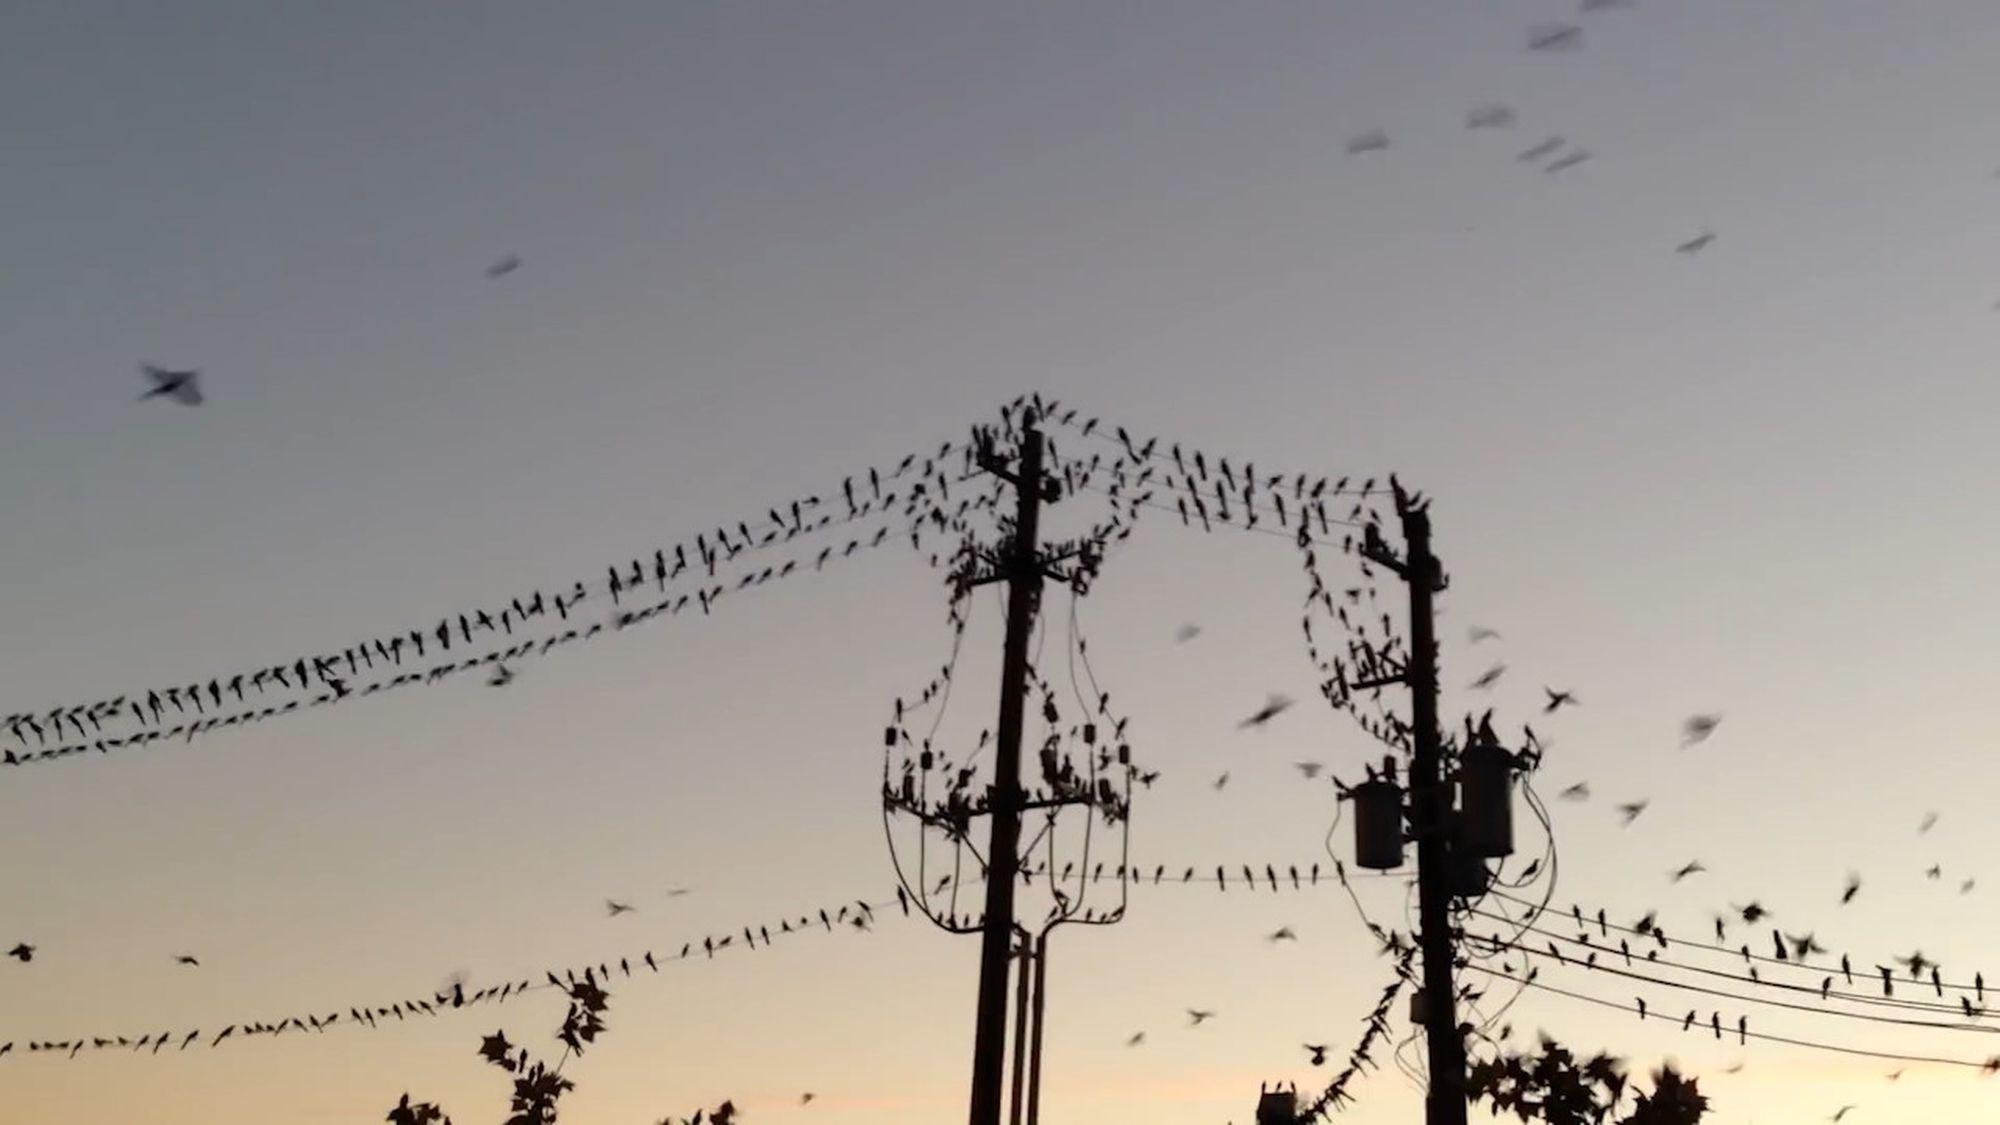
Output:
[
  {"xmin": 1294, "ymin": 761, "xmax": 1324, "ymax": 779},
  {"xmin": 1469, "ymin": 626, "xmax": 1502, "ymax": 643},
  {"xmin": 174, "ymin": 954, "xmax": 200, "ymax": 968},
  {"xmin": 1558, "ymin": 782, "xmax": 1591, "ymax": 801},
  {"xmin": 1267, "ymin": 927, "xmax": 1298, "ymax": 942},
  {"xmin": 7, "ymin": 943, "xmax": 33, "ymax": 963},
  {"xmin": 1345, "ymin": 130, "xmax": 1391, "ymax": 155},
  {"xmin": 1175, "ymin": 623, "xmax": 1202, "ymax": 644},
  {"xmin": 1518, "ymin": 137, "xmax": 1565, "ymax": 163},
  {"xmin": 486, "ymin": 255, "xmax": 522, "ymax": 279},
  {"xmin": 1616, "ymin": 800, "xmax": 1649, "ymax": 826},
  {"xmin": 1734, "ymin": 901, "xmax": 1771, "ymax": 924},
  {"xmin": 1544, "ymin": 149, "xmax": 1592, "ymax": 174},
  {"xmin": 1675, "ymin": 233, "xmax": 1717, "ymax": 256},
  {"xmin": 1670, "ymin": 860, "xmax": 1707, "ymax": 882},
  {"xmin": 1830, "ymin": 1107, "xmax": 1856, "ymax": 1122},
  {"xmin": 1187, "ymin": 1009, "xmax": 1216, "ymax": 1026},
  {"xmin": 1528, "ymin": 24, "xmax": 1583, "ymax": 50},
  {"xmin": 1466, "ymin": 104, "xmax": 1516, "ymax": 130},
  {"xmin": 1305, "ymin": 1043, "xmax": 1330, "ymax": 1066},
  {"xmin": 1126, "ymin": 1031, "xmax": 1145, "ymax": 1047},
  {"xmin": 1470, "ymin": 664, "xmax": 1507, "ymax": 690},
  {"xmin": 488, "ymin": 664, "xmax": 515, "ymax": 688},
  {"xmin": 1681, "ymin": 713, "xmax": 1721, "ymax": 745},
  {"xmin": 1842, "ymin": 872, "xmax": 1862, "ymax": 904},
  {"xmin": 606, "ymin": 900, "xmax": 636, "ymax": 917},
  {"xmin": 1920, "ymin": 811, "xmax": 1939, "ymax": 834},
  {"xmin": 1238, "ymin": 694, "xmax": 1294, "ymax": 729},
  {"xmin": 1543, "ymin": 688, "xmax": 1578, "ymax": 713},
  {"xmin": 800, "ymin": 1093, "xmax": 816, "ymax": 1105},
  {"xmin": 1213, "ymin": 772, "xmax": 1230, "ymax": 791},
  {"xmin": 140, "ymin": 365, "xmax": 203, "ymax": 405}
]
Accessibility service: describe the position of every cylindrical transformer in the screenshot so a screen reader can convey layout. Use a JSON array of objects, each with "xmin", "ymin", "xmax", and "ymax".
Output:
[
  {"xmin": 1352, "ymin": 775, "xmax": 1406, "ymax": 871},
  {"xmin": 1408, "ymin": 987, "xmax": 1429, "ymax": 1025},
  {"xmin": 1459, "ymin": 740, "xmax": 1515, "ymax": 858},
  {"xmin": 1450, "ymin": 850, "xmax": 1491, "ymax": 898}
]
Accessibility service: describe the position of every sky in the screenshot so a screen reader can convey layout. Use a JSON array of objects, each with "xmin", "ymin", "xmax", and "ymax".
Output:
[{"xmin": 6, "ymin": 1, "xmax": 2000, "ymax": 1122}]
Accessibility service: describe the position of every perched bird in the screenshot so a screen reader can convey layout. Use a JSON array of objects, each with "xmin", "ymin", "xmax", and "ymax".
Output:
[
  {"xmin": 1238, "ymin": 694, "xmax": 1294, "ymax": 729},
  {"xmin": 486, "ymin": 255, "xmax": 522, "ymax": 279},
  {"xmin": 1267, "ymin": 927, "xmax": 1298, "ymax": 943},
  {"xmin": 1305, "ymin": 1042, "xmax": 1330, "ymax": 1066},
  {"xmin": 1616, "ymin": 800, "xmax": 1649, "ymax": 826},
  {"xmin": 1842, "ymin": 872, "xmax": 1862, "ymax": 904},
  {"xmin": 7, "ymin": 943, "xmax": 33, "ymax": 963},
  {"xmin": 488, "ymin": 664, "xmax": 515, "ymax": 688},
  {"xmin": 1345, "ymin": 130, "xmax": 1391, "ymax": 155},
  {"xmin": 1187, "ymin": 1009, "xmax": 1216, "ymax": 1027},
  {"xmin": 1528, "ymin": 24, "xmax": 1583, "ymax": 50},
  {"xmin": 1559, "ymin": 782, "xmax": 1591, "ymax": 801},
  {"xmin": 1675, "ymin": 234, "xmax": 1717, "ymax": 257},
  {"xmin": 139, "ymin": 365, "xmax": 203, "ymax": 405},
  {"xmin": 1294, "ymin": 761, "xmax": 1324, "ymax": 779},
  {"xmin": 1670, "ymin": 860, "xmax": 1707, "ymax": 883},
  {"xmin": 1543, "ymin": 688, "xmax": 1578, "ymax": 713},
  {"xmin": 175, "ymin": 954, "xmax": 200, "ymax": 968},
  {"xmin": 1466, "ymin": 104, "xmax": 1515, "ymax": 130},
  {"xmin": 1470, "ymin": 664, "xmax": 1507, "ymax": 690},
  {"xmin": 606, "ymin": 900, "xmax": 636, "ymax": 917}
]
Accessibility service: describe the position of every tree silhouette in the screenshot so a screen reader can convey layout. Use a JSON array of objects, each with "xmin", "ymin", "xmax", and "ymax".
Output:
[
  {"xmin": 384, "ymin": 982, "xmax": 733, "ymax": 1125},
  {"xmin": 1467, "ymin": 1036, "xmax": 1709, "ymax": 1125}
]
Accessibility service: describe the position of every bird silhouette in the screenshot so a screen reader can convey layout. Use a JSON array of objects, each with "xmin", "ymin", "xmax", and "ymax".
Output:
[
  {"xmin": 1928, "ymin": 865, "xmax": 1943, "ymax": 880},
  {"xmin": 140, "ymin": 365, "xmax": 203, "ymax": 405},
  {"xmin": 1470, "ymin": 664, "xmax": 1507, "ymax": 690},
  {"xmin": 1544, "ymin": 149, "xmax": 1592, "ymax": 174},
  {"xmin": 1187, "ymin": 1009, "xmax": 1216, "ymax": 1027},
  {"xmin": 800, "ymin": 1093, "xmax": 815, "ymax": 1106},
  {"xmin": 1268, "ymin": 927, "xmax": 1298, "ymax": 942},
  {"xmin": 1518, "ymin": 137, "xmax": 1565, "ymax": 163},
  {"xmin": 1466, "ymin": 105, "xmax": 1515, "ymax": 130},
  {"xmin": 1126, "ymin": 1031, "xmax": 1145, "ymax": 1047},
  {"xmin": 7, "ymin": 943, "xmax": 32, "ymax": 963},
  {"xmin": 1962, "ymin": 878, "xmax": 1977, "ymax": 895},
  {"xmin": 1305, "ymin": 1042, "xmax": 1330, "ymax": 1065},
  {"xmin": 174, "ymin": 954, "xmax": 200, "ymax": 968},
  {"xmin": 1670, "ymin": 860, "xmax": 1707, "ymax": 882},
  {"xmin": 488, "ymin": 664, "xmax": 515, "ymax": 688},
  {"xmin": 1294, "ymin": 762, "xmax": 1324, "ymax": 779},
  {"xmin": 1213, "ymin": 772, "xmax": 1230, "ymax": 791},
  {"xmin": 1920, "ymin": 811, "xmax": 1939, "ymax": 834},
  {"xmin": 1675, "ymin": 234, "xmax": 1717, "ymax": 256},
  {"xmin": 1842, "ymin": 872, "xmax": 1862, "ymax": 904},
  {"xmin": 606, "ymin": 900, "xmax": 636, "ymax": 917},
  {"xmin": 1345, "ymin": 130, "xmax": 1390, "ymax": 155},
  {"xmin": 1543, "ymin": 688, "xmax": 1578, "ymax": 713},
  {"xmin": 1680, "ymin": 713, "xmax": 1721, "ymax": 745},
  {"xmin": 486, "ymin": 255, "xmax": 521, "ymax": 279},
  {"xmin": 1175, "ymin": 624, "xmax": 1202, "ymax": 644},
  {"xmin": 1735, "ymin": 901, "xmax": 1771, "ymax": 924},
  {"xmin": 1830, "ymin": 1107, "xmax": 1855, "ymax": 1122},
  {"xmin": 1886, "ymin": 1068, "xmax": 1903, "ymax": 1081},
  {"xmin": 1616, "ymin": 800, "xmax": 1649, "ymax": 826},
  {"xmin": 666, "ymin": 887, "xmax": 692, "ymax": 897},
  {"xmin": 1786, "ymin": 932, "xmax": 1829, "ymax": 959},
  {"xmin": 1238, "ymin": 694, "xmax": 1294, "ymax": 729},
  {"xmin": 1528, "ymin": 24, "xmax": 1582, "ymax": 50}
]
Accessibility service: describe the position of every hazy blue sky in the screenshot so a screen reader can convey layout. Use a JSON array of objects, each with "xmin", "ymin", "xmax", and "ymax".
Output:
[{"xmin": 8, "ymin": 2, "xmax": 2000, "ymax": 1122}]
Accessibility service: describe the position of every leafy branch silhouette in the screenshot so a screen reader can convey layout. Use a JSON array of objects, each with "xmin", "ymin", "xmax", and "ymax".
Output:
[
  {"xmin": 1467, "ymin": 1036, "xmax": 1710, "ymax": 1125},
  {"xmin": 385, "ymin": 981, "xmax": 734, "ymax": 1125}
]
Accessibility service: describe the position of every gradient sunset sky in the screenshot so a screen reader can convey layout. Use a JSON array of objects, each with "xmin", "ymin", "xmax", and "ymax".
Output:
[{"xmin": 8, "ymin": 3, "xmax": 2000, "ymax": 1123}]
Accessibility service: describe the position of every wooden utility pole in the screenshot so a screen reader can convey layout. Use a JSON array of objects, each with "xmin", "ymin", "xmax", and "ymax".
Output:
[
  {"xmin": 966, "ymin": 418, "xmax": 1046, "ymax": 1125},
  {"xmin": 1399, "ymin": 494, "xmax": 1468, "ymax": 1125}
]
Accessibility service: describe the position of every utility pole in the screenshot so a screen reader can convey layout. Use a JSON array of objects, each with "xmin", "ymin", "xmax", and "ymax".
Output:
[
  {"xmin": 966, "ymin": 418, "xmax": 1047, "ymax": 1125},
  {"xmin": 1024, "ymin": 930, "xmax": 1049, "ymax": 1125},
  {"xmin": 1364, "ymin": 488, "xmax": 1466, "ymax": 1125}
]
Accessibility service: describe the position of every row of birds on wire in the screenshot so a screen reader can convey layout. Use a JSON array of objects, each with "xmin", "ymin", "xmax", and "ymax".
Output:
[
  {"xmin": 2, "ymin": 854, "xmax": 1391, "ymax": 1065},
  {"xmin": 4, "ymin": 394, "xmax": 1367, "ymax": 775}
]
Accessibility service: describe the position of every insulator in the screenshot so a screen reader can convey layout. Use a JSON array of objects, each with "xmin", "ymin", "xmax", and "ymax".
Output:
[
  {"xmin": 1352, "ymin": 775, "xmax": 1406, "ymax": 871},
  {"xmin": 919, "ymin": 751, "xmax": 933, "ymax": 770},
  {"xmin": 900, "ymin": 776, "xmax": 915, "ymax": 803},
  {"xmin": 1116, "ymin": 744, "xmax": 1129, "ymax": 765},
  {"xmin": 1408, "ymin": 987, "xmax": 1430, "ymax": 1025},
  {"xmin": 1083, "ymin": 723, "xmax": 1097, "ymax": 745},
  {"xmin": 1450, "ymin": 850, "xmax": 1492, "ymax": 898},
  {"xmin": 1459, "ymin": 740, "xmax": 1515, "ymax": 858},
  {"xmin": 883, "ymin": 726, "xmax": 897, "ymax": 748}
]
